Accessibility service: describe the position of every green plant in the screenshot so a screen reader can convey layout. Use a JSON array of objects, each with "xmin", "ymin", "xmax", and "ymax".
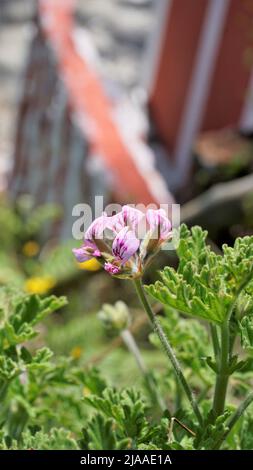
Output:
[
  {"xmin": 2, "ymin": 217, "xmax": 253, "ymax": 450},
  {"xmin": 0, "ymin": 196, "xmax": 84, "ymax": 292},
  {"xmin": 72, "ymin": 203, "xmax": 253, "ymax": 450},
  {"xmin": 144, "ymin": 225, "xmax": 253, "ymax": 448}
]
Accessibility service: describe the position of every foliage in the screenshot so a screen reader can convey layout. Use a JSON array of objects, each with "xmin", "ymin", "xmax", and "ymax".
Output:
[
  {"xmin": 144, "ymin": 225, "xmax": 253, "ymax": 448},
  {"xmin": 146, "ymin": 224, "xmax": 253, "ymax": 324},
  {"xmin": 239, "ymin": 409, "xmax": 253, "ymax": 450},
  {"xmin": 0, "ymin": 428, "xmax": 79, "ymax": 450},
  {"xmin": 1, "ymin": 224, "xmax": 253, "ymax": 450},
  {"xmin": 149, "ymin": 307, "xmax": 212, "ymax": 388}
]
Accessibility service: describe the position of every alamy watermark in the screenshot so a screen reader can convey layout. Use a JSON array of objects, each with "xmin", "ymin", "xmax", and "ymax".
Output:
[{"xmin": 72, "ymin": 196, "xmax": 181, "ymax": 251}]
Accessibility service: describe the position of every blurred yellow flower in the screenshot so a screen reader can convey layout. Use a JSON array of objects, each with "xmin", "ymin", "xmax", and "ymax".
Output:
[
  {"xmin": 22, "ymin": 241, "xmax": 40, "ymax": 257},
  {"xmin": 70, "ymin": 346, "xmax": 83, "ymax": 359},
  {"xmin": 25, "ymin": 276, "xmax": 56, "ymax": 294},
  {"xmin": 77, "ymin": 258, "xmax": 101, "ymax": 271},
  {"xmin": 83, "ymin": 386, "xmax": 91, "ymax": 397}
]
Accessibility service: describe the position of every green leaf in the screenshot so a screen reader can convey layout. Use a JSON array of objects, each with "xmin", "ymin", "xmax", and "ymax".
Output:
[
  {"xmin": 85, "ymin": 388, "xmax": 148, "ymax": 440},
  {"xmin": 80, "ymin": 414, "xmax": 130, "ymax": 450},
  {"xmin": 0, "ymin": 355, "xmax": 20, "ymax": 381},
  {"xmin": 146, "ymin": 225, "xmax": 253, "ymax": 324},
  {"xmin": 0, "ymin": 289, "xmax": 67, "ymax": 347},
  {"xmin": 240, "ymin": 409, "xmax": 253, "ymax": 449},
  {"xmin": 194, "ymin": 410, "xmax": 231, "ymax": 449},
  {"xmin": 20, "ymin": 347, "xmax": 32, "ymax": 364},
  {"xmin": 239, "ymin": 315, "xmax": 253, "ymax": 355}
]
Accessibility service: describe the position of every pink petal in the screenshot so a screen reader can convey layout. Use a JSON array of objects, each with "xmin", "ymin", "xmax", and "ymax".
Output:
[
  {"xmin": 106, "ymin": 212, "xmax": 125, "ymax": 233},
  {"xmin": 72, "ymin": 240, "xmax": 101, "ymax": 262},
  {"xmin": 107, "ymin": 206, "xmax": 144, "ymax": 234},
  {"xmin": 72, "ymin": 247, "xmax": 92, "ymax": 263},
  {"xmin": 121, "ymin": 205, "xmax": 145, "ymax": 231},
  {"xmin": 104, "ymin": 262, "xmax": 121, "ymax": 275},
  {"xmin": 85, "ymin": 214, "xmax": 108, "ymax": 241},
  {"xmin": 146, "ymin": 209, "xmax": 172, "ymax": 240},
  {"xmin": 112, "ymin": 227, "xmax": 140, "ymax": 264},
  {"xmin": 84, "ymin": 239, "xmax": 98, "ymax": 250}
]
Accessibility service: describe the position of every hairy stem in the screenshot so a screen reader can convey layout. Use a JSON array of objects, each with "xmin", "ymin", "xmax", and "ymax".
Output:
[
  {"xmin": 134, "ymin": 279, "xmax": 203, "ymax": 426},
  {"xmin": 210, "ymin": 324, "xmax": 220, "ymax": 360},
  {"xmin": 212, "ymin": 320, "xmax": 230, "ymax": 417},
  {"xmin": 213, "ymin": 270, "xmax": 253, "ymax": 418}
]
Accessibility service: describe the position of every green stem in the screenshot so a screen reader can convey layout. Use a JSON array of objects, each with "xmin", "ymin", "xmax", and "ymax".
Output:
[
  {"xmin": 212, "ymin": 320, "xmax": 230, "ymax": 417},
  {"xmin": 175, "ymin": 377, "xmax": 182, "ymax": 413},
  {"xmin": 121, "ymin": 329, "xmax": 166, "ymax": 411},
  {"xmin": 212, "ymin": 270, "xmax": 253, "ymax": 418},
  {"xmin": 210, "ymin": 324, "xmax": 220, "ymax": 360},
  {"xmin": 212, "ymin": 392, "xmax": 253, "ymax": 449},
  {"xmin": 134, "ymin": 279, "xmax": 203, "ymax": 426}
]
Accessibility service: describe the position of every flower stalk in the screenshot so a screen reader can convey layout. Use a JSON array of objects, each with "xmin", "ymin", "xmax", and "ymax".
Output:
[
  {"xmin": 212, "ymin": 319, "xmax": 230, "ymax": 417},
  {"xmin": 133, "ymin": 278, "xmax": 203, "ymax": 426},
  {"xmin": 212, "ymin": 270, "xmax": 253, "ymax": 418},
  {"xmin": 210, "ymin": 324, "xmax": 220, "ymax": 360},
  {"xmin": 121, "ymin": 329, "xmax": 166, "ymax": 411}
]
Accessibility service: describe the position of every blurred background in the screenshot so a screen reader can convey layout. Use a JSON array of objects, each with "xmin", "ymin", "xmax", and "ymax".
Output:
[{"xmin": 1, "ymin": 0, "xmax": 253, "ymax": 388}]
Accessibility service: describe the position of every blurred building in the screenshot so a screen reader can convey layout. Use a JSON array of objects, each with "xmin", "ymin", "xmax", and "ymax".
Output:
[
  {"xmin": 146, "ymin": 0, "xmax": 253, "ymax": 189},
  {"xmin": 6, "ymin": 0, "xmax": 253, "ymax": 237}
]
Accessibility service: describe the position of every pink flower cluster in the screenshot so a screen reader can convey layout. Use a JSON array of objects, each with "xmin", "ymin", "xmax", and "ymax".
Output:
[{"xmin": 73, "ymin": 206, "xmax": 172, "ymax": 279}]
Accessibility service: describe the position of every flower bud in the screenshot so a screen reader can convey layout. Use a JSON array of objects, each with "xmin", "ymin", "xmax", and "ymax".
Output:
[{"xmin": 98, "ymin": 301, "xmax": 131, "ymax": 334}]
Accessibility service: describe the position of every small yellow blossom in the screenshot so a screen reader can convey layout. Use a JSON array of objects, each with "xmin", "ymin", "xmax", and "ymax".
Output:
[
  {"xmin": 83, "ymin": 386, "xmax": 91, "ymax": 397},
  {"xmin": 22, "ymin": 241, "xmax": 40, "ymax": 257},
  {"xmin": 70, "ymin": 346, "xmax": 83, "ymax": 360},
  {"xmin": 77, "ymin": 258, "xmax": 101, "ymax": 272},
  {"xmin": 25, "ymin": 276, "xmax": 56, "ymax": 294}
]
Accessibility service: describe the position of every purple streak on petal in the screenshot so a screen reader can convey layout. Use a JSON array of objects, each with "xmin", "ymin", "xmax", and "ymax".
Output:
[
  {"xmin": 104, "ymin": 262, "xmax": 121, "ymax": 275},
  {"xmin": 85, "ymin": 214, "xmax": 108, "ymax": 241},
  {"xmin": 112, "ymin": 227, "xmax": 140, "ymax": 264},
  {"xmin": 146, "ymin": 209, "xmax": 172, "ymax": 240},
  {"xmin": 106, "ymin": 206, "xmax": 144, "ymax": 235},
  {"xmin": 121, "ymin": 205, "xmax": 145, "ymax": 231}
]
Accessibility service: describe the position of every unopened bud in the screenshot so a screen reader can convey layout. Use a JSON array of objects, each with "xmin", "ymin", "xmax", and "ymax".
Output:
[{"xmin": 98, "ymin": 301, "xmax": 131, "ymax": 334}]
